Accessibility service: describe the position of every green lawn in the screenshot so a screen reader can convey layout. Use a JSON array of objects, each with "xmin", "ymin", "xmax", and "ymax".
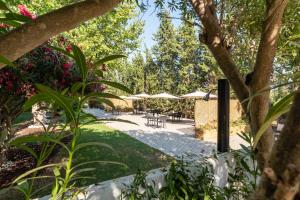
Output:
[
  {"xmin": 12, "ymin": 112, "xmax": 170, "ymax": 186},
  {"xmin": 70, "ymin": 122, "xmax": 170, "ymax": 186}
]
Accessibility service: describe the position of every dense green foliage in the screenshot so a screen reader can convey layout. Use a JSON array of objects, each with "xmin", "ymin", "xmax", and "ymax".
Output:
[
  {"xmin": 3, "ymin": 0, "xmax": 144, "ymax": 75},
  {"xmin": 122, "ymin": 11, "xmax": 221, "ymax": 96},
  {"xmin": 132, "ymin": 0, "xmax": 300, "ymax": 101}
]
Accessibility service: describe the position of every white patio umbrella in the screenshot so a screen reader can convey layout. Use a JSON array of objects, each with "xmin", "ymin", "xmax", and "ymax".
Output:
[
  {"xmin": 181, "ymin": 91, "xmax": 217, "ymax": 99},
  {"xmin": 150, "ymin": 92, "xmax": 179, "ymax": 99},
  {"xmin": 120, "ymin": 96, "xmax": 141, "ymax": 100},
  {"xmin": 133, "ymin": 93, "xmax": 151, "ymax": 98}
]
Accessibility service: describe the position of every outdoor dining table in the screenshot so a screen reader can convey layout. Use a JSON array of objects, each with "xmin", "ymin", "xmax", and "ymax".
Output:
[
  {"xmin": 146, "ymin": 109, "xmax": 161, "ymax": 116},
  {"xmin": 146, "ymin": 114, "xmax": 167, "ymax": 128}
]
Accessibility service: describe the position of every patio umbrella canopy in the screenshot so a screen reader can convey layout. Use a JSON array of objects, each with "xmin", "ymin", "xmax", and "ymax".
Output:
[
  {"xmin": 134, "ymin": 93, "xmax": 151, "ymax": 98},
  {"xmin": 120, "ymin": 96, "xmax": 141, "ymax": 100},
  {"xmin": 150, "ymin": 92, "xmax": 179, "ymax": 99},
  {"xmin": 181, "ymin": 91, "xmax": 217, "ymax": 99}
]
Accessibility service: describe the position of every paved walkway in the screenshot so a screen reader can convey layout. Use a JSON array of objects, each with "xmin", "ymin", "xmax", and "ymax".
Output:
[{"xmin": 84, "ymin": 109, "xmax": 246, "ymax": 160}]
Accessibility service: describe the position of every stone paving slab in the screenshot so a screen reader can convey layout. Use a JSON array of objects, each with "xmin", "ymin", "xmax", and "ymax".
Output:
[{"xmin": 84, "ymin": 109, "xmax": 245, "ymax": 160}]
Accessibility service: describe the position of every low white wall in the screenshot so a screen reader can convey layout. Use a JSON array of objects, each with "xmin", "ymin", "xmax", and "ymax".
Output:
[{"xmin": 38, "ymin": 153, "xmax": 233, "ymax": 200}]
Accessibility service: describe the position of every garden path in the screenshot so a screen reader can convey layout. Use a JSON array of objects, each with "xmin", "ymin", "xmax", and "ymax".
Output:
[{"xmin": 84, "ymin": 108, "xmax": 246, "ymax": 160}]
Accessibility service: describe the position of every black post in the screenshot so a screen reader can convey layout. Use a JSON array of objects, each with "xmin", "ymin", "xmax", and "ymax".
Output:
[{"xmin": 217, "ymin": 79, "xmax": 230, "ymax": 152}]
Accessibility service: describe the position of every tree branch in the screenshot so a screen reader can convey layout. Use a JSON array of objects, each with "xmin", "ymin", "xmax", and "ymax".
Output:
[
  {"xmin": 165, "ymin": 16, "xmax": 203, "ymax": 29},
  {"xmin": 249, "ymin": 0, "xmax": 288, "ymax": 170},
  {"xmin": 0, "ymin": 0, "xmax": 122, "ymax": 69},
  {"xmin": 189, "ymin": 0, "xmax": 249, "ymax": 112}
]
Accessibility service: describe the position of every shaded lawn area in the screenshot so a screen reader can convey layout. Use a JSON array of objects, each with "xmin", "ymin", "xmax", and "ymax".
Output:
[{"xmin": 70, "ymin": 122, "xmax": 171, "ymax": 186}]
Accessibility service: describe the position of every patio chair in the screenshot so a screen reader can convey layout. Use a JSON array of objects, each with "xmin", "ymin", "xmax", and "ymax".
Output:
[
  {"xmin": 174, "ymin": 112, "xmax": 182, "ymax": 121},
  {"xmin": 145, "ymin": 113, "xmax": 155, "ymax": 126},
  {"xmin": 112, "ymin": 106, "xmax": 121, "ymax": 115},
  {"xmin": 158, "ymin": 115, "xmax": 167, "ymax": 128},
  {"xmin": 138, "ymin": 106, "xmax": 145, "ymax": 114},
  {"xmin": 169, "ymin": 112, "xmax": 182, "ymax": 122}
]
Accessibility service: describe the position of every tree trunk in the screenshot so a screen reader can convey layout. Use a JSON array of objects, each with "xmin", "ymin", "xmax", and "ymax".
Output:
[
  {"xmin": 144, "ymin": 69, "xmax": 147, "ymax": 93},
  {"xmin": 249, "ymin": 0, "xmax": 288, "ymax": 170},
  {"xmin": 0, "ymin": 0, "xmax": 121, "ymax": 69},
  {"xmin": 189, "ymin": 0, "xmax": 249, "ymax": 112},
  {"xmin": 189, "ymin": 0, "xmax": 288, "ymax": 170},
  {"xmin": 251, "ymin": 87, "xmax": 300, "ymax": 200}
]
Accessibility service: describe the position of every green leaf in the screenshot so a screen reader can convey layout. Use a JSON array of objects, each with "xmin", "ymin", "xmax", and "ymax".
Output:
[
  {"xmin": 5, "ymin": 13, "xmax": 32, "ymax": 23},
  {"xmin": 51, "ymin": 167, "xmax": 60, "ymax": 198},
  {"xmin": 240, "ymin": 144, "xmax": 251, "ymax": 154},
  {"xmin": 99, "ymin": 80, "xmax": 132, "ymax": 94},
  {"xmin": 0, "ymin": 54, "xmax": 15, "ymax": 67},
  {"xmin": 10, "ymin": 135, "xmax": 70, "ymax": 153},
  {"xmin": 15, "ymin": 145, "xmax": 38, "ymax": 159},
  {"xmin": 83, "ymin": 92, "xmax": 123, "ymax": 103},
  {"xmin": 93, "ymin": 54, "xmax": 126, "ymax": 67},
  {"xmin": 95, "ymin": 70, "xmax": 104, "ymax": 78},
  {"xmin": 71, "ymin": 82, "xmax": 83, "ymax": 93},
  {"xmin": 13, "ymin": 163, "xmax": 62, "ymax": 184},
  {"xmin": 265, "ymin": 93, "xmax": 294, "ymax": 120},
  {"xmin": 253, "ymin": 93, "xmax": 294, "ymax": 147},
  {"xmin": 72, "ymin": 45, "xmax": 87, "ymax": 81},
  {"xmin": 204, "ymin": 194, "xmax": 211, "ymax": 200},
  {"xmin": 93, "ymin": 98, "xmax": 115, "ymax": 108},
  {"xmin": 50, "ymin": 45, "xmax": 75, "ymax": 59},
  {"xmin": 36, "ymin": 84, "xmax": 76, "ymax": 122},
  {"xmin": 23, "ymin": 93, "xmax": 50, "ymax": 110},
  {"xmin": 240, "ymin": 158, "xmax": 251, "ymax": 173},
  {"xmin": 0, "ymin": 1, "xmax": 11, "ymax": 12},
  {"xmin": 0, "ymin": 18, "xmax": 21, "ymax": 27},
  {"xmin": 80, "ymin": 112, "xmax": 97, "ymax": 120}
]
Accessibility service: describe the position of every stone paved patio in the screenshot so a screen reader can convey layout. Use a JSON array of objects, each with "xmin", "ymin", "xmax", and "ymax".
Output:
[{"xmin": 84, "ymin": 108, "xmax": 246, "ymax": 160}]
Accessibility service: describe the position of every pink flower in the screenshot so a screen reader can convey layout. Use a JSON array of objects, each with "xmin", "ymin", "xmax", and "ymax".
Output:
[
  {"xmin": 5, "ymin": 81, "xmax": 14, "ymax": 91},
  {"xmin": 26, "ymin": 63, "xmax": 34, "ymax": 70},
  {"xmin": 66, "ymin": 45, "xmax": 72, "ymax": 53},
  {"xmin": 63, "ymin": 63, "xmax": 72, "ymax": 70},
  {"xmin": 18, "ymin": 5, "xmax": 37, "ymax": 20},
  {"xmin": 0, "ymin": 23, "xmax": 9, "ymax": 29},
  {"xmin": 44, "ymin": 47, "xmax": 52, "ymax": 53},
  {"xmin": 63, "ymin": 71, "xmax": 70, "ymax": 77}
]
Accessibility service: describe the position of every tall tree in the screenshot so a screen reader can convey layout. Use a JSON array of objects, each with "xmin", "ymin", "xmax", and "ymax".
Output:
[
  {"xmin": 120, "ymin": 52, "xmax": 145, "ymax": 94},
  {"xmin": 152, "ymin": 11, "xmax": 180, "ymax": 93},
  {"xmin": 65, "ymin": 3, "xmax": 144, "ymax": 60},
  {"xmin": 147, "ymin": 0, "xmax": 300, "ymax": 198},
  {"xmin": 177, "ymin": 20, "xmax": 210, "ymax": 94},
  {"xmin": 144, "ymin": 47, "xmax": 159, "ymax": 94}
]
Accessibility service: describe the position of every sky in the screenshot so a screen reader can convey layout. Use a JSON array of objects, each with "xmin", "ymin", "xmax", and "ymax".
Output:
[{"xmin": 138, "ymin": 3, "xmax": 181, "ymax": 51}]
